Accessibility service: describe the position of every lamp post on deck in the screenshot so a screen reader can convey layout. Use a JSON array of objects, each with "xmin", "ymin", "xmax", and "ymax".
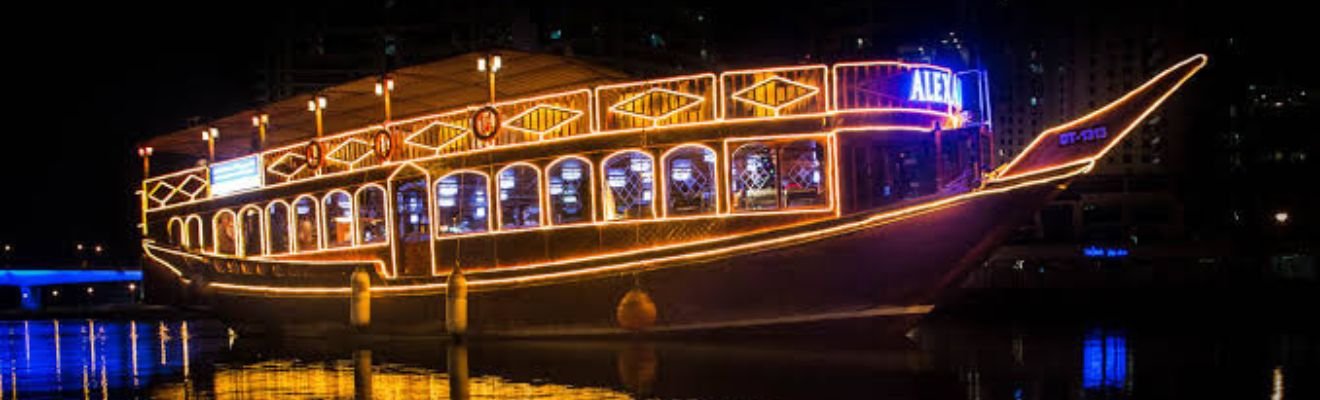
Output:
[
  {"xmin": 251, "ymin": 112, "xmax": 270, "ymax": 151},
  {"xmin": 137, "ymin": 146, "xmax": 153, "ymax": 235},
  {"xmin": 308, "ymin": 95, "xmax": 328, "ymax": 138},
  {"xmin": 201, "ymin": 127, "xmax": 219, "ymax": 163},
  {"xmin": 476, "ymin": 54, "xmax": 502, "ymax": 104},
  {"xmin": 375, "ymin": 76, "xmax": 395, "ymax": 122}
]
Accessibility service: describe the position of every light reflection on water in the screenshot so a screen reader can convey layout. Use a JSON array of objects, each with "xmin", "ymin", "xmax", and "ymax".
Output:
[{"xmin": 0, "ymin": 317, "xmax": 1313, "ymax": 399}]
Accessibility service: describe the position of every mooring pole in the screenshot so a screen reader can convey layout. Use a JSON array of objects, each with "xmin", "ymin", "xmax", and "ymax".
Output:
[{"xmin": 350, "ymin": 266, "xmax": 372, "ymax": 332}]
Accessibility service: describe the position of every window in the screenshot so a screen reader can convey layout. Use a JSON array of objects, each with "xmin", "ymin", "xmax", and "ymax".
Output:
[
  {"xmin": 547, "ymin": 157, "xmax": 593, "ymax": 225},
  {"xmin": 266, "ymin": 201, "xmax": 291, "ymax": 255},
  {"xmin": 324, "ymin": 191, "xmax": 354, "ymax": 248},
  {"xmin": 664, "ymin": 145, "xmax": 717, "ymax": 216},
  {"xmin": 731, "ymin": 139, "xmax": 830, "ymax": 211},
  {"xmin": 357, "ymin": 186, "xmax": 388, "ymax": 244},
  {"xmin": 731, "ymin": 143, "xmax": 779, "ymax": 211},
  {"xmin": 779, "ymin": 139, "xmax": 828, "ymax": 208},
  {"xmin": 436, "ymin": 172, "xmax": 489, "ymax": 235},
  {"xmin": 394, "ymin": 178, "xmax": 430, "ymax": 242},
  {"xmin": 167, "ymin": 218, "xmax": 184, "ymax": 247},
  {"xmin": 293, "ymin": 196, "xmax": 320, "ymax": 252},
  {"xmin": 498, "ymin": 164, "xmax": 541, "ymax": 229},
  {"xmin": 240, "ymin": 206, "xmax": 263, "ymax": 257},
  {"xmin": 602, "ymin": 151, "xmax": 655, "ymax": 221},
  {"xmin": 185, "ymin": 216, "xmax": 204, "ymax": 251},
  {"xmin": 212, "ymin": 210, "xmax": 237, "ymax": 255}
]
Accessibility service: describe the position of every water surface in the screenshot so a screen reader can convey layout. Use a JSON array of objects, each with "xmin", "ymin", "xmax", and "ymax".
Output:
[{"xmin": 0, "ymin": 315, "xmax": 1313, "ymax": 399}]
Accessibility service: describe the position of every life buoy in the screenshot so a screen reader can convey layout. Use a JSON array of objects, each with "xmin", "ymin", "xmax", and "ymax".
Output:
[
  {"xmin": 471, "ymin": 106, "xmax": 501, "ymax": 141},
  {"xmin": 373, "ymin": 130, "xmax": 393, "ymax": 162},
  {"xmin": 305, "ymin": 141, "xmax": 325, "ymax": 170}
]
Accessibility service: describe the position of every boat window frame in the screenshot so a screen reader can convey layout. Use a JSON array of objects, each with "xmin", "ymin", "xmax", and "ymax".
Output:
[
  {"xmin": 661, "ymin": 144, "xmax": 720, "ymax": 217},
  {"xmin": 433, "ymin": 170, "xmax": 493, "ymax": 237},
  {"xmin": 167, "ymin": 217, "xmax": 184, "ymax": 247},
  {"xmin": 322, "ymin": 190, "xmax": 356, "ymax": 249},
  {"xmin": 238, "ymin": 205, "xmax": 265, "ymax": 257},
  {"xmin": 291, "ymin": 195, "xmax": 322, "ymax": 253},
  {"xmin": 729, "ymin": 142, "xmax": 781, "ymax": 212},
  {"xmin": 355, "ymin": 184, "xmax": 390, "ymax": 245},
  {"xmin": 184, "ymin": 214, "xmax": 204, "ymax": 251},
  {"xmin": 545, "ymin": 155, "xmax": 597, "ymax": 226},
  {"xmin": 495, "ymin": 162, "xmax": 545, "ymax": 230},
  {"xmin": 600, "ymin": 149, "xmax": 658, "ymax": 222},
  {"xmin": 211, "ymin": 209, "xmax": 238, "ymax": 256},
  {"xmin": 265, "ymin": 200, "xmax": 292, "ymax": 255}
]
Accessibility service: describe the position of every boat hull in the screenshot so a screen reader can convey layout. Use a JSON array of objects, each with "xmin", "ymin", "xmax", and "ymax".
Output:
[{"xmin": 145, "ymin": 182, "xmax": 1058, "ymax": 337}]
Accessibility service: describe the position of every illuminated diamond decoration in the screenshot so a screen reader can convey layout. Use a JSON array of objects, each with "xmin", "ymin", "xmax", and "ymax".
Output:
[
  {"xmin": 404, "ymin": 121, "xmax": 468, "ymax": 151},
  {"xmin": 610, "ymin": 88, "xmax": 704, "ymax": 122},
  {"xmin": 266, "ymin": 152, "xmax": 307, "ymax": 178},
  {"xmin": 504, "ymin": 104, "xmax": 583, "ymax": 135},
  {"xmin": 731, "ymin": 77, "xmax": 819, "ymax": 113},
  {"xmin": 147, "ymin": 181, "xmax": 177, "ymax": 205},
  {"xmin": 326, "ymin": 138, "xmax": 373, "ymax": 165},
  {"xmin": 176, "ymin": 174, "xmax": 208, "ymax": 199}
]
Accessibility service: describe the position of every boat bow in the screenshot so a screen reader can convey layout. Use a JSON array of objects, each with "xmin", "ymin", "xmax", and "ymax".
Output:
[{"xmin": 992, "ymin": 54, "xmax": 1207, "ymax": 182}]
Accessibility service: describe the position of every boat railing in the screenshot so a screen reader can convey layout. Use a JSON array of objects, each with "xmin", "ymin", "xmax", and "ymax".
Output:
[{"xmin": 144, "ymin": 61, "xmax": 969, "ymax": 212}]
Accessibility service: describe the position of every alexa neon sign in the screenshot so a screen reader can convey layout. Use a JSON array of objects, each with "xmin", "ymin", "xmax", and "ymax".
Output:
[{"xmin": 908, "ymin": 68, "xmax": 962, "ymax": 109}]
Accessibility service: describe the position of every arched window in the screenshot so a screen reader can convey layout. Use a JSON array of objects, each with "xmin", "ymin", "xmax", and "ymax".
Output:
[
  {"xmin": 779, "ymin": 139, "xmax": 829, "ymax": 208},
  {"xmin": 266, "ymin": 201, "xmax": 291, "ymax": 255},
  {"xmin": 497, "ymin": 164, "xmax": 541, "ymax": 230},
  {"xmin": 394, "ymin": 178, "xmax": 430, "ymax": 242},
  {"xmin": 602, "ymin": 151, "xmax": 655, "ymax": 221},
  {"xmin": 240, "ymin": 206, "xmax": 264, "ymax": 257},
  {"xmin": 167, "ymin": 218, "xmax": 184, "ymax": 247},
  {"xmin": 731, "ymin": 143, "xmax": 779, "ymax": 211},
  {"xmin": 185, "ymin": 215, "xmax": 204, "ymax": 251},
  {"xmin": 212, "ymin": 210, "xmax": 237, "ymax": 255},
  {"xmin": 547, "ymin": 157, "xmax": 593, "ymax": 225},
  {"xmin": 293, "ymin": 196, "xmax": 320, "ymax": 252},
  {"xmin": 324, "ymin": 191, "xmax": 354, "ymax": 248},
  {"xmin": 436, "ymin": 172, "xmax": 489, "ymax": 235},
  {"xmin": 663, "ymin": 145, "xmax": 717, "ymax": 216},
  {"xmin": 357, "ymin": 185, "xmax": 388, "ymax": 244}
]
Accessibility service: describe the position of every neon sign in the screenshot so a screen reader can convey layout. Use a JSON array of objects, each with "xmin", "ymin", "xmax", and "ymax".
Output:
[
  {"xmin": 1082, "ymin": 245, "xmax": 1128, "ymax": 258},
  {"xmin": 209, "ymin": 155, "xmax": 262, "ymax": 196},
  {"xmin": 908, "ymin": 68, "xmax": 962, "ymax": 109},
  {"xmin": 1059, "ymin": 126, "xmax": 1109, "ymax": 147}
]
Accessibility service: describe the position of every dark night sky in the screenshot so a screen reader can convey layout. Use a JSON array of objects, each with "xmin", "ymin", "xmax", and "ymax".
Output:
[
  {"xmin": 5, "ymin": 2, "xmax": 266, "ymax": 265},
  {"xmin": 1, "ymin": 1, "xmax": 1311, "ymax": 266}
]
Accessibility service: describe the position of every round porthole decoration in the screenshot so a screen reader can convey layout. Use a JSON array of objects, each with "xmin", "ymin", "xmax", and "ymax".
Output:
[
  {"xmin": 471, "ymin": 106, "xmax": 501, "ymax": 141},
  {"xmin": 373, "ymin": 130, "xmax": 394, "ymax": 162},
  {"xmin": 305, "ymin": 140, "xmax": 325, "ymax": 170}
]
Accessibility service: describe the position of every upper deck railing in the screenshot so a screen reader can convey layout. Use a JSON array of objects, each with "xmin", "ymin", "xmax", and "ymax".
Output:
[{"xmin": 144, "ymin": 61, "xmax": 981, "ymax": 212}]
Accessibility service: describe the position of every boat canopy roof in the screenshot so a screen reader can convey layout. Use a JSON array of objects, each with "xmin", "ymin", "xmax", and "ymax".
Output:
[{"xmin": 142, "ymin": 50, "xmax": 630, "ymax": 160}]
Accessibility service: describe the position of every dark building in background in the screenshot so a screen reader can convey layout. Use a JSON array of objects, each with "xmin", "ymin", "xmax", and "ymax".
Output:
[
  {"xmin": 969, "ymin": 0, "xmax": 1316, "ymax": 287},
  {"xmin": 250, "ymin": 0, "xmax": 978, "ymax": 105}
]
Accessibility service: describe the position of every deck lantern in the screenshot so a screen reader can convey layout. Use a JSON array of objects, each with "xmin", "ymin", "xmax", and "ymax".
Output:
[
  {"xmin": 375, "ymin": 76, "xmax": 395, "ymax": 121},
  {"xmin": 309, "ymin": 95, "xmax": 328, "ymax": 137},
  {"xmin": 201, "ymin": 127, "xmax": 219, "ymax": 162},
  {"xmin": 251, "ymin": 113, "xmax": 269, "ymax": 150}
]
